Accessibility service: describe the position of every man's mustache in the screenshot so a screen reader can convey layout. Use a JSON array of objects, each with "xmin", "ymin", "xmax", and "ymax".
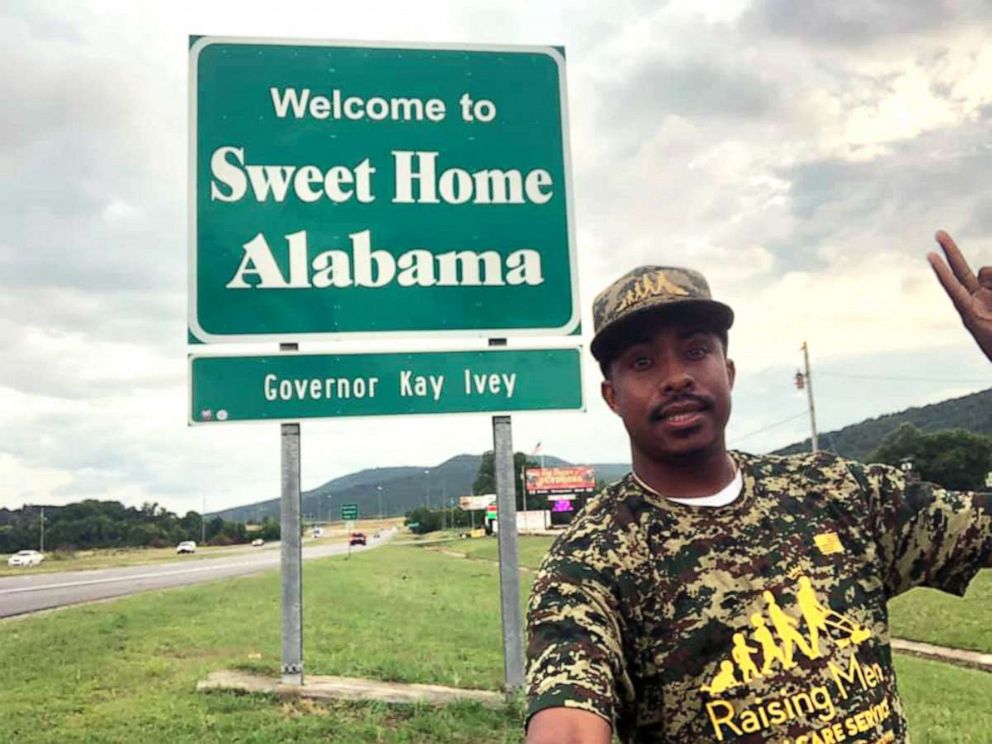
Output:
[{"xmin": 649, "ymin": 393, "xmax": 714, "ymax": 422}]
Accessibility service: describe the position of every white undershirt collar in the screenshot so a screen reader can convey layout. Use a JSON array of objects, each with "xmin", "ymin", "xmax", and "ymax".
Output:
[{"xmin": 633, "ymin": 466, "xmax": 743, "ymax": 508}]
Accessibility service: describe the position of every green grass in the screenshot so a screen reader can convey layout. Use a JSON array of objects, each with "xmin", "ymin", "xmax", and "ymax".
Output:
[
  {"xmin": 0, "ymin": 543, "xmax": 989, "ymax": 743},
  {"xmin": 894, "ymin": 655, "xmax": 992, "ymax": 741},
  {"xmin": 447, "ymin": 535, "xmax": 555, "ymax": 570},
  {"xmin": 889, "ymin": 571, "xmax": 992, "ymax": 654},
  {"xmin": 453, "ymin": 537, "xmax": 992, "ymax": 654},
  {"xmin": 0, "ymin": 545, "xmax": 525, "ymax": 743}
]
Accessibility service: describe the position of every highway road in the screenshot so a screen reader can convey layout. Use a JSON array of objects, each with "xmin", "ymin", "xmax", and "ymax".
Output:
[{"xmin": 0, "ymin": 534, "xmax": 390, "ymax": 619}]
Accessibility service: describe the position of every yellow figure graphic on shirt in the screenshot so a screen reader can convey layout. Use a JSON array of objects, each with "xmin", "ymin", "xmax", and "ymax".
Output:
[
  {"xmin": 702, "ymin": 660, "xmax": 739, "ymax": 694},
  {"xmin": 699, "ymin": 576, "xmax": 876, "ymax": 695},
  {"xmin": 763, "ymin": 590, "xmax": 817, "ymax": 665},
  {"xmin": 750, "ymin": 613, "xmax": 789, "ymax": 672},
  {"xmin": 796, "ymin": 575, "xmax": 830, "ymax": 656},
  {"xmin": 795, "ymin": 575, "xmax": 871, "ymax": 649},
  {"xmin": 731, "ymin": 632, "xmax": 760, "ymax": 683}
]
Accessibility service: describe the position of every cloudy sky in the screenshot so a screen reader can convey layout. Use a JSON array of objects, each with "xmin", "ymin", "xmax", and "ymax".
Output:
[{"xmin": 2, "ymin": 0, "xmax": 991, "ymax": 515}]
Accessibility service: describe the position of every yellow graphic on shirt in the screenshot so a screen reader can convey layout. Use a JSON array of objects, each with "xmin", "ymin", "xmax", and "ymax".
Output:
[
  {"xmin": 701, "ymin": 660, "xmax": 739, "ymax": 694},
  {"xmin": 814, "ymin": 531, "xmax": 844, "ymax": 555},
  {"xmin": 765, "ymin": 590, "xmax": 817, "ymax": 666},
  {"xmin": 731, "ymin": 632, "xmax": 760, "ymax": 684},
  {"xmin": 751, "ymin": 613, "xmax": 788, "ymax": 675},
  {"xmin": 796, "ymin": 575, "xmax": 870, "ymax": 652},
  {"xmin": 700, "ymin": 575, "xmax": 871, "ymax": 693}
]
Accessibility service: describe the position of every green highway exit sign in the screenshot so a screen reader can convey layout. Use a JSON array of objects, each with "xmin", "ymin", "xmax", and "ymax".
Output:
[
  {"xmin": 189, "ymin": 37, "xmax": 577, "ymax": 343},
  {"xmin": 189, "ymin": 348, "xmax": 583, "ymax": 424},
  {"xmin": 341, "ymin": 504, "xmax": 359, "ymax": 520}
]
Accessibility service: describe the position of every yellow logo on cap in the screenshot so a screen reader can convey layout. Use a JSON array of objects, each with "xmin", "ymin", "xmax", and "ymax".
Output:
[
  {"xmin": 652, "ymin": 272, "xmax": 690, "ymax": 297},
  {"xmin": 616, "ymin": 273, "xmax": 690, "ymax": 314}
]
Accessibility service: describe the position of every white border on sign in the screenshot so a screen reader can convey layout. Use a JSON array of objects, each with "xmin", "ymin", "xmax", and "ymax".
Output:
[
  {"xmin": 186, "ymin": 345, "xmax": 586, "ymax": 426},
  {"xmin": 188, "ymin": 35, "xmax": 580, "ymax": 344}
]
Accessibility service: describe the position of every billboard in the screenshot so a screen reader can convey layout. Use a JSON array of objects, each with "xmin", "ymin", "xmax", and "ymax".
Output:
[
  {"xmin": 525, "ymin": 466, "xmax": 596, "ymax": 495},
  {"xmin": 459, "ymin": 494, "xmax": 496, "ymax": 511}
]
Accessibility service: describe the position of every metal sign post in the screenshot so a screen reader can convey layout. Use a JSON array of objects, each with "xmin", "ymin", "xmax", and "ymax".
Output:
[
  {"xmin": 280, "ymin": 342, "xmax": 303, "ymax": 686},
  {"xmin": 490, "ymin": 339, "xmax": 524, "ymax": 692}
]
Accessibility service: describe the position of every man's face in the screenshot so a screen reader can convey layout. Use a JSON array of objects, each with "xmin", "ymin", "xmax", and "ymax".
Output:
[{"xmin": 601, "ymin": 318, "xmax": 735, "ymax": 463}]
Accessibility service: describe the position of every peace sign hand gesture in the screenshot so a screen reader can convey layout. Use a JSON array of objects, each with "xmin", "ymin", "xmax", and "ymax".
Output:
[{"xmin": 928, "ymin": 230, "xmax": 992, "ymax": 362}]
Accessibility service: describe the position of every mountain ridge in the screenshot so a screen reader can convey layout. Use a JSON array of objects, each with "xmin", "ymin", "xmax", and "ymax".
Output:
[
  {"xmin": 212, "ymin": 386, "xmax": 992, "ymax": 523},
  {"xmin": 210, "ymin": 454, "xmax": 630, "ymax": 523}
]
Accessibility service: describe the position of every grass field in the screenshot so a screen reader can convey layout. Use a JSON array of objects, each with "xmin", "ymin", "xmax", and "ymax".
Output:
[
  {"xmin": 451, "ymin": 535, "xmax": 992, "ymax": 654},
  {"xmin": 888, "ymin": 571, "xmax": 992, "ymax": 654},
  {"xmin": 0, "ymin": 542, "xmax": 989, "ymax": 743},
  {"xmin": 453, "ymin": 535, "xmax": 555, "ymax": 570}
]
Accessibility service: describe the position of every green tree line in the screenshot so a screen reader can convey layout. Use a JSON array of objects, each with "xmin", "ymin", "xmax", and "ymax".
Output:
[
  {"xmin": 867, "ymin": 424, "xmax": 992, "ymax": 491},
  {"xmin": 403, "ymin": 505, "xmax": 482, "ymax": 535},
  {"xmin": 0, "ymin": 500, "xmax": 280, "ymax": 554}
]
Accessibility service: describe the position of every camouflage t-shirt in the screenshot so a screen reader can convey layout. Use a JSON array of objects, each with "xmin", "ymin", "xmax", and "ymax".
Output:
[{"xmin": 526, "ymin": 451, "xmax": 992, "ymax": 743}]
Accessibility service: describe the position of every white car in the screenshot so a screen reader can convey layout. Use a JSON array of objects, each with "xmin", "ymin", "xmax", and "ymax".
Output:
[
  {"xmin": 7, "ymin": 550, "xmax": 45, "ymax": 567},
  {"xmin": 176, "ymin": 541, "xmax": 197, "ymax": 554},
  {"xmin": 251, "ymin": 538, "xmax": 265, "ymax": 547}
]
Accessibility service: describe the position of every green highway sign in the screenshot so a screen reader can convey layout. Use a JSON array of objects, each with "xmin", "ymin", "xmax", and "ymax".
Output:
[
  {"xmin": 341, "ymin": 504, "xmax": 359, "ymax": 521},
  {"xmin": 189, "ymin": 37, "xmax": 577, "ymax": 343},
  {"xmin": 189, "ymin": 348, "xmax": 583, "ymax": 424}
]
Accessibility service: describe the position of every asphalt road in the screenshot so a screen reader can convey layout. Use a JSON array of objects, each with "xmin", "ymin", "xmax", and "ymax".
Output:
[{"xmin": 0, "ymin": 534, "xmax": 389, "ymax": 619}]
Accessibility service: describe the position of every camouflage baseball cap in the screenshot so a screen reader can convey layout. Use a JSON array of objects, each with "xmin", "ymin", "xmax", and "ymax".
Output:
[{"xmin": 590, "ymin": 266, "xmax": 734, "ymax": 362}]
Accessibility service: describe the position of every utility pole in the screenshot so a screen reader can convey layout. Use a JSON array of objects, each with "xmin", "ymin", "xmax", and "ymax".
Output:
[
  {"xmin": 377, "ymin": 485, "xmax": 383, "ymax": 520},
  {"xmin": 521, "ymin": 466, "xmax": 528, "ymax": 514},
  {"xmin": 800, "ymin": 341, "xmax": 819, "ymax": 453},
  {"xmin": 39, "ymin": 506, "xmax": 45, "ymax": 553},
  {"xmin": 201, "ymin": 494, "xmax": 207, "ymax": 544}
]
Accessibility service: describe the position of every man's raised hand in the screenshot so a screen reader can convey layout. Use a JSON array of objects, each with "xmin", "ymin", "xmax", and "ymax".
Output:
[{"xmin": 928, "ymin": 230, "xmax": 992, "ymax": 362}]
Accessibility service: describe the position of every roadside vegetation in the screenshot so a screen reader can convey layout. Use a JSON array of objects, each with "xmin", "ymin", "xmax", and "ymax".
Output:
[
  {"xmin": 1, "ymin": 543, "xmax": 990, "ymax": 742},
  {"xmin": 0, "ymin": 500, "xmax": 280, "ymax": 555}
]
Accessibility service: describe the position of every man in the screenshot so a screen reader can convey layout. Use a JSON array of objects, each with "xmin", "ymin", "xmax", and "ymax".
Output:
[{"xmin": 524, "ymin": 231, "xmax": 992, "ymax": 744}]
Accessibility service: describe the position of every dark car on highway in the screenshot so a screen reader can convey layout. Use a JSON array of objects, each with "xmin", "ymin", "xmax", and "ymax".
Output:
[{"xmin": 349, "ymin": 532, "xmax": 367, "ymax": 546}]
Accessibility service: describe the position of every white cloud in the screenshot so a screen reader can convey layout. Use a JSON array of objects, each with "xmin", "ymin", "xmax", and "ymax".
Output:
[
  {"xmin": 1, "ymin": 1, "xmax": 989, "ymax": 513},
  {"xmin": 0, "ymin": 453, "xmax": 73, "ymax": 505}
]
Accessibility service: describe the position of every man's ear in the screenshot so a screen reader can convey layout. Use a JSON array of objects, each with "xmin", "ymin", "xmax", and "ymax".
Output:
[
  {"xmin": 601, "ymin": 378, "xmax": 620, "ymax": 414},
  {"xmin": 726, "ymin": 358, "xmax": 736, "ymax": 390}
]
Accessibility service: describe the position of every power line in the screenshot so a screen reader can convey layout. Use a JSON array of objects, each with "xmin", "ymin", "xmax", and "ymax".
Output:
[
  {"xmin": 818, "ymin": 372, "xmax": 988, "ymax": 384},
  {"xmin": 732, "ymin": 411, "xmax": 809, "ymax": 443}
]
